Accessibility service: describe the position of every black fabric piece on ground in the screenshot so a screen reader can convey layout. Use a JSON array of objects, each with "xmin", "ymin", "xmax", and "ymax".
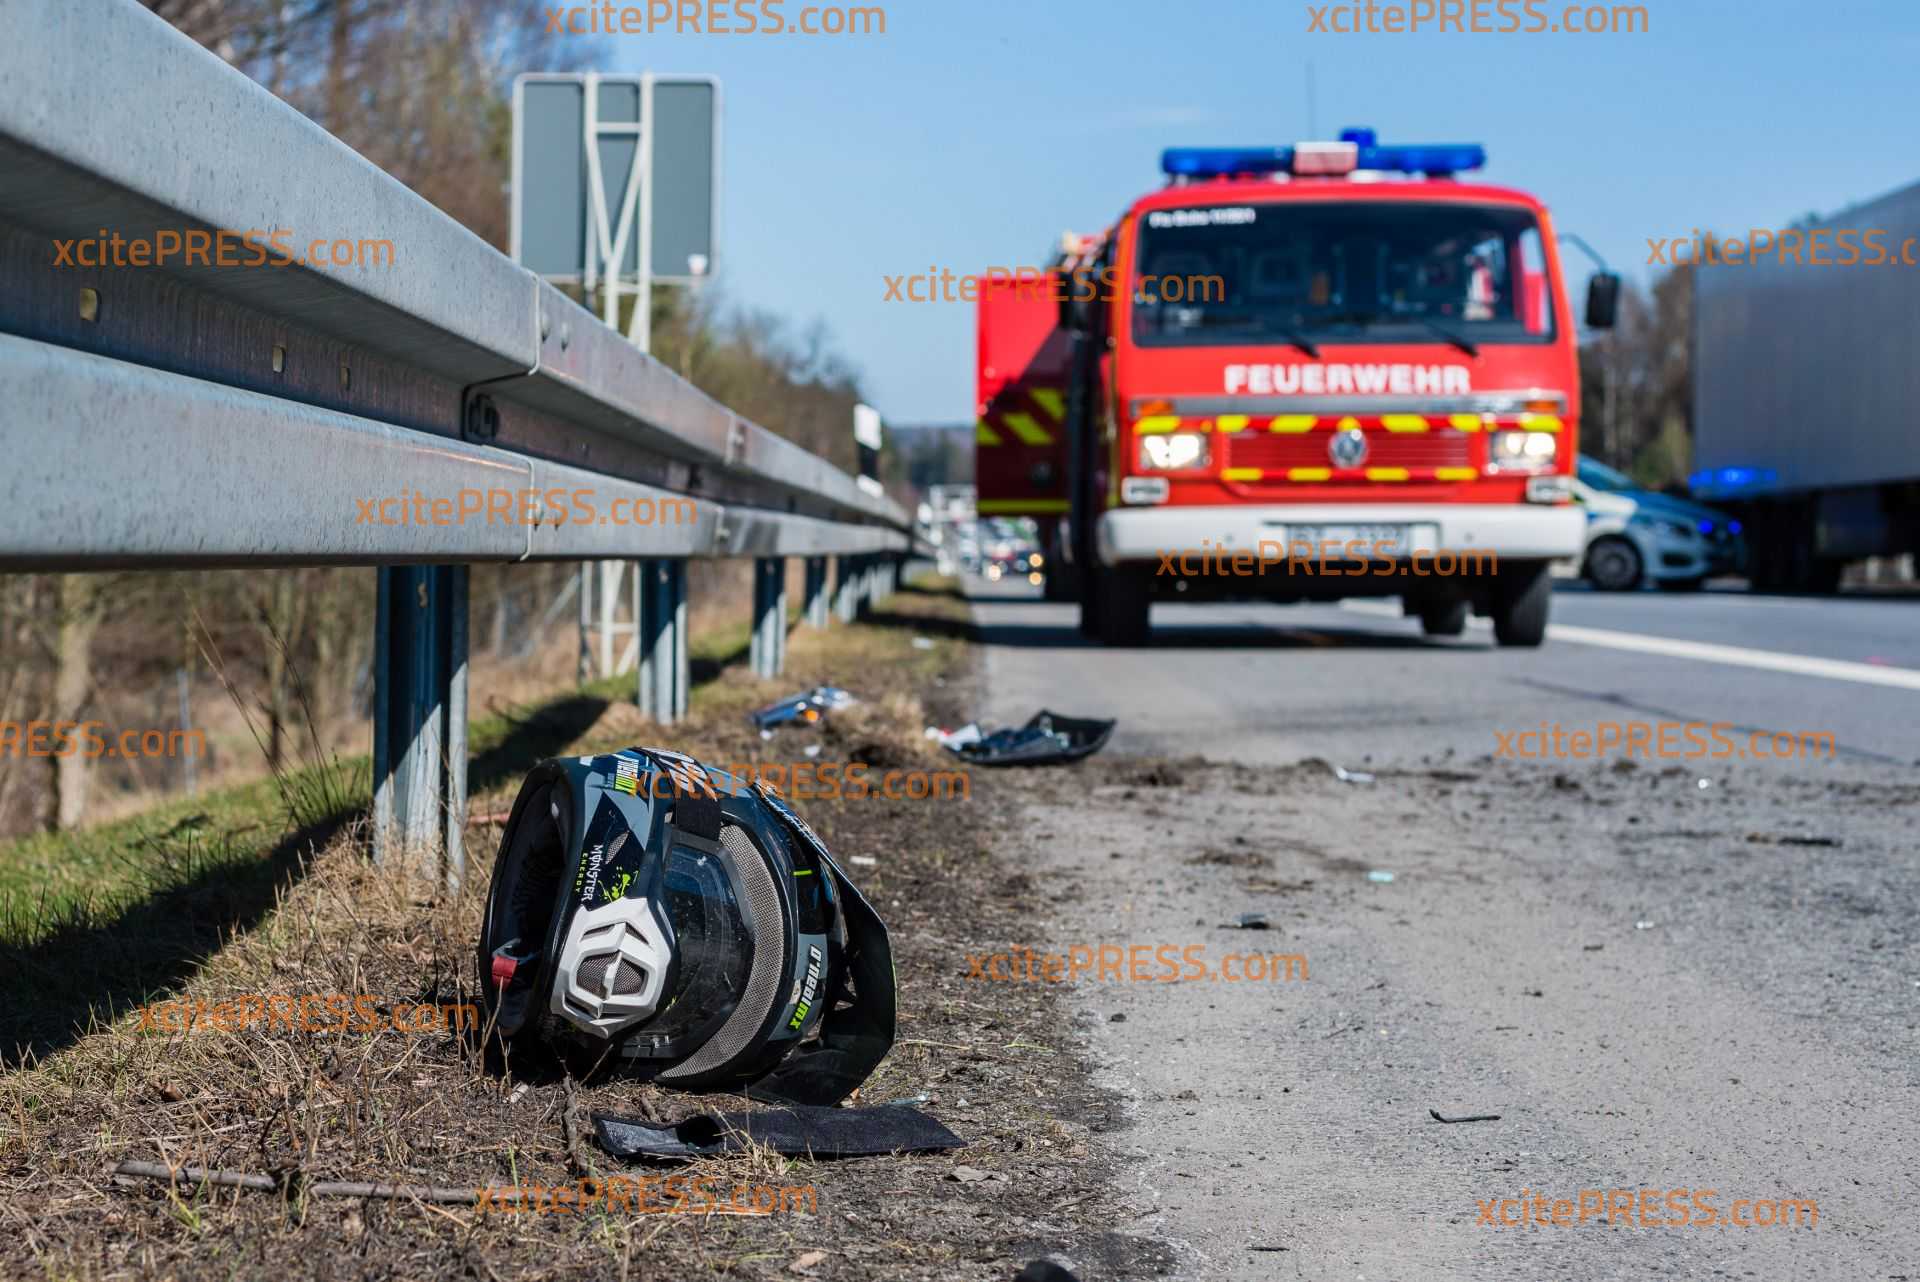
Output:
[
  {"xmin": 951, "ymin": 710, "xmax": 1115, "ymax": 767},
  {"xmin": 592, "ymin": 1104, "xmax": 962, "ymax": 1162},
  {"xmin": 1014, "ymin": 1262, "xmax": 1082, "ymax": 1282}
]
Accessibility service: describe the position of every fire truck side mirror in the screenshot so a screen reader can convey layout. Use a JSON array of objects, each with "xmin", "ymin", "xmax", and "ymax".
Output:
[{"xmin": 1585, "ymin": 272, "xmax": 1621, "ymax": 330}]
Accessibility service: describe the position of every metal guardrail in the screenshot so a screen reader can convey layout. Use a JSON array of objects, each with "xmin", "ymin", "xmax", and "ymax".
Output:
[{"xmin": 0, "ymin": 0, "xmax": 919, "ymax": 880}]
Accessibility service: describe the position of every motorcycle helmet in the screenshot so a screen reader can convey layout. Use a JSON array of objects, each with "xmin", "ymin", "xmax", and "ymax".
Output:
[{"xmin": 476, "ymin": 746, "xmax": 895, "ymax": 1105}]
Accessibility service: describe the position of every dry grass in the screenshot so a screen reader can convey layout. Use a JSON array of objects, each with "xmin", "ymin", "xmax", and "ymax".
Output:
[{"xmin": 0, "ymin": 580, "xmax": 1171, "ymax": 1281}]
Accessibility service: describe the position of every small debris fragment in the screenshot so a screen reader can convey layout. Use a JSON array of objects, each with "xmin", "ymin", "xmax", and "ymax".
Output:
[
  {"xmin": 1226, "ymin": 912, "xmax": 1271, "ymax": 930},
  {"xmin": 1329, "ymin": 762, "xmax": 1375, "ymax": 784},
  {"xmin": 1108, "ymin": 1013, "xmax": 1126, "ymax": 1023},
  {"xmin": 912, "ymin": 636, "xmax": 935, "ymax": 650},
  {"xmin": 790, "ymin": 1249, "xmax": 827, "ymax": 1274},
  {"xmin": 949, "ymin": 1166, "xmax": 990, "ymax": 1183},
  {"xmin": 1014, "ymin": 1261, "xmax": 1082, "ymax": 1282},
  {"xmin": 1429, "ymin": 1109, "xmax": 1501, "ymax": 1124},
  {"xmin": 1634, "ymin": 920, "xmax": 1657, "ymax": 931},
  {"xmin": 848, "ymin": 855, "xmax": 878, "ymax": 867},
  {"xmin": 1365, "ymin": 870, "xmax": 1395, "ymax": 884}
]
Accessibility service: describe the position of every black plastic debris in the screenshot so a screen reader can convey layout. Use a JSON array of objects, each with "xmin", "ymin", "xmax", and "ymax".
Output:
[
  {"xmin": 750, "ymin": 685, "xmax": 856, "ymax": 733},
  {"xmin": 1014, "ymin": 1262, "xmax": 1082, "ymax": 1282},
  {"xmin": 937, "ymin": 710, "xmax": 1115, "ymax": 767},
  {"xmin": 1429, "ymin": 1109, "xmax": 1502, "ymax": 1124},
  {"xmin": 593, "ymin": 1103, "xmax": 962, "ymax": 1162}
]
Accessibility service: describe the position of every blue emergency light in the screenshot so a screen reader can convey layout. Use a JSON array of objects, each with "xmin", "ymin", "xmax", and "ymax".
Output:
[
  {"xmin": 1688, "ymin": 466, "xmax": 1778, "ymax": 494},
  {"xmin": 1161, "ymin": 127, "xmax": 1486, "ymax": 179}
]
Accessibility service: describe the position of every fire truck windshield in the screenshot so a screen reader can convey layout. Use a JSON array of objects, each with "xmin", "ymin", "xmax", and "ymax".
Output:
[{"xmin": 1130, "ymin": 201, "xmax": 1555, "ymax": 349}]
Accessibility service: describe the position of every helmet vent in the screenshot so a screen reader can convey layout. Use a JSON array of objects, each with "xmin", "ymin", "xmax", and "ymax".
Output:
[{"xmin": 579, "ymin": 953, "xmax": 650, "ymax": 997}]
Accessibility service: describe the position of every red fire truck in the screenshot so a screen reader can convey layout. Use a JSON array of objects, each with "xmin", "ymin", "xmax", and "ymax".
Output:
[{"xmin": 974, "ymin": 129, "xmax": 1618, "ymax": 645}]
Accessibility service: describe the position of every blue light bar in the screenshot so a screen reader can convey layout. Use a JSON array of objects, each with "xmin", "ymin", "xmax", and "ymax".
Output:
[
  {"xmin": 1359, "ymin": 143, "xmax": 1487, "ymax": 174},
  {"xmin": 1160, "ymin": 147, "xmax": 1294, "ymax": 178},
  {"xmin": 1161, "ymin": 128, "xmax": 1486, "ymax": 180}
]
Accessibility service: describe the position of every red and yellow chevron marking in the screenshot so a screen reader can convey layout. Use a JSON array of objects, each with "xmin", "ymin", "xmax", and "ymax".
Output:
[
  {"xmin": 1125, "ymin": 411, "xmax": 1567, "ymax": 485},
  {"xmin": 976, "ymin": 381, "xmax": 1068, "ymax": 448},
  {"xmin": 1128, "ymin": 412, "xmax": 1562, "ymax": 435}
]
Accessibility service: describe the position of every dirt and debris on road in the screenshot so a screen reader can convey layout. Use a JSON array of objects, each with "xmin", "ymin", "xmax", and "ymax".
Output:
[{"xmin": 989, "ymin": 748, "xmax": 1919, "ymax": 1280}]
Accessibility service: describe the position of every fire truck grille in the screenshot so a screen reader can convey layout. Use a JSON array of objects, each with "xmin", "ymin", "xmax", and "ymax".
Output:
[{"xmin": 1226, "ymin": 430, "xmax": 1473, "ymax": 474}]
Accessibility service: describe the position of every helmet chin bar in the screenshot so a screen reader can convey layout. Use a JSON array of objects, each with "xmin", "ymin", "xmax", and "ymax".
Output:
[{"xmin": 551, "ymin": 897, "xmax": 672, "ymax": 1038}]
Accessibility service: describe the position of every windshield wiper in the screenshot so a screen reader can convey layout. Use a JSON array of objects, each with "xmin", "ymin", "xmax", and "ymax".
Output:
[
  {"xmin": 1317, "ymin": 311, "xmax": 1478, "ymax": 356},
  {"xmin": 1183, "ymin": 308, "xmax": 1319, "ymax": 358},
  {"xmin": 1258, "ymin": 317, "xmax": 1320, "ymax": 358},
  {"xmin": 1410, "ymin": 317, "xmax": 1479, "ymax": 357}
]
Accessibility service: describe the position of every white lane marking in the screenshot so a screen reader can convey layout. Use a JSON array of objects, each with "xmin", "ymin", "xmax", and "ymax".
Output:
[
  {"xmin": 1338, "ymin": 601, "xmax": 1920, "ymax": 691},
  {"xmin": 1544, "ymin": 622, "xmax": 1920, "ymax": 691}
]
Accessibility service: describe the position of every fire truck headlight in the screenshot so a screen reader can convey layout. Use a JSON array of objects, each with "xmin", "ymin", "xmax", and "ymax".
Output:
[
  {"xmin": 1139, "ymin": 432, "xmax": 1210, "ymax": 471},
  {"xmin": 1489, "ymin": 430, "xmax": 1557, "ymax": 472}
]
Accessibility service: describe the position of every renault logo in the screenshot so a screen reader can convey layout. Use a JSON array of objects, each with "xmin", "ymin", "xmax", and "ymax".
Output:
[{"xmin": 1329, "ymin": 427, "xmax": 1369, "ymax": 469}]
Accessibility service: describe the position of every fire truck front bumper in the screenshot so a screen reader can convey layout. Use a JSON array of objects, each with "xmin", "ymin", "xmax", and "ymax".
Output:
[{"xmin": 1096, "ymin": 502, "xmax": 1585, "ymax": 568}]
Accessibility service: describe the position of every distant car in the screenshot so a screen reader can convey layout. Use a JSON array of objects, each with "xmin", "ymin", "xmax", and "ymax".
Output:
[
  {"xmin": 984, "ymin": 544, "xmax": 1044, "ymax": 585},
  {"xmin": 1573, "ymin": 457, "xmax": 1745, "ymax": 591}
]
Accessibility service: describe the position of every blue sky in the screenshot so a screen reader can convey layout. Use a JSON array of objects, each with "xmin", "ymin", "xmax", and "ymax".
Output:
[{"xmin": 586, "ymin": 0, "xmax": 1920, "ymax": 425}]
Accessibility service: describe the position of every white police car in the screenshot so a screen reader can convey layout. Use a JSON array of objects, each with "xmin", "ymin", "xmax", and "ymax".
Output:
[{"xmin": 1574, "ymin": 457, "xmax": 1745, "ymax": 592}]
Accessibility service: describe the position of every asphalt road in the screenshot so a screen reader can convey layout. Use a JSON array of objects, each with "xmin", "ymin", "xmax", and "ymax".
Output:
[
  {"xmin": 974, "ymin": 582, "xmax": 1920, "ymax": 769},
  {"xmin": 973, "ymin": 578, "xmax": 1920, "ymax": 1281}
]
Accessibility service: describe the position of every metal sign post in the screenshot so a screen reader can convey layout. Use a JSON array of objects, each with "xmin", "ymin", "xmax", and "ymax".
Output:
[{"xmin": 511, "ymin": 72, "xmax": 719, "ymax": 681}]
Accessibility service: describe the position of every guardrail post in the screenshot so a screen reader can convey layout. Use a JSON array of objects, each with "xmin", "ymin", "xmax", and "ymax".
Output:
[
  {"xmin": 803, "ymin": 556, "xmax": 830, "ymax": 629},
  {"xmin": 751, "ymin": 557, "xmax": 788, "ymax": 678},
  {"xmin": 373, "ymin": 564, "xmax": 468, "ymax": 883},
  {"xmin": 576, "ymin": 564, "xmax": 592, "ymax": 683},
  {"xmin": 638, "ymin": 559, "xmax": 689, "ymax": 723},
  {"xmin": 834, "ymin": 554, "xmax": 859, "ymax": 623}
]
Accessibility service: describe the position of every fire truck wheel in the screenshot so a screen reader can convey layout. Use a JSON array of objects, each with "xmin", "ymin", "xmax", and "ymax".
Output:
[
  {"xmin": 1096, "ymin": 566, "xmax": 1153, "ymax": 646},
  {"xmin": 1492, "ymin": 563, "xmax": 1551, "ymax": 648},
  {"xmin": 1419, "ymin": 599, "xmax": 1469, "ymax": 637}
]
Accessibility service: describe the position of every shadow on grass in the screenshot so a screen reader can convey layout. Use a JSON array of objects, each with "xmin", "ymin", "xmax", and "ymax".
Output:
[
  {"xmin": 467, "ymin": 694, "xmax": 613, "ymax": 800},
  {"xmin": 895, "ymin": 576, "xmax": 967, "ymax": 602},
  {"xmin": 2, "ymin": 626, "xmax": 770, "ymax": 1069},
  {"xmin": 466, "ymin": 630, "xmax": 756, "ymax": 799},
  {"xmin": 692, "ymin": 632, "xmax": 753, "ymax": 687},
  {"xmin": 0, "ymin": 808, "xmax": 350, "ymax": 1067},
  {"xmin": 854, "ymin": 609, "xmax": 977, "ymax": 642}
]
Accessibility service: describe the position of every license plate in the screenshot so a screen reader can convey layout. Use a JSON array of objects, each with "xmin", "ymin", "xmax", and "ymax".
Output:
[{"xmin": 1283, "ymin": 524, "xmax": 1414, "ymax": 557}]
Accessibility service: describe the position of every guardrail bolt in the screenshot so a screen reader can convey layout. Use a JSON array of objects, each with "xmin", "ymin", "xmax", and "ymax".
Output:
[{"xmin": 464, "ymin": 395, "xmax": 500, "ymax": 442}]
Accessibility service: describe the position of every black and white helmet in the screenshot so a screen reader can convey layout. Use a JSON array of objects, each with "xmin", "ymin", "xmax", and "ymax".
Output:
[{"xmin": 477, "ymin": 747, "xmax": 894, "ymax": 1104}]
